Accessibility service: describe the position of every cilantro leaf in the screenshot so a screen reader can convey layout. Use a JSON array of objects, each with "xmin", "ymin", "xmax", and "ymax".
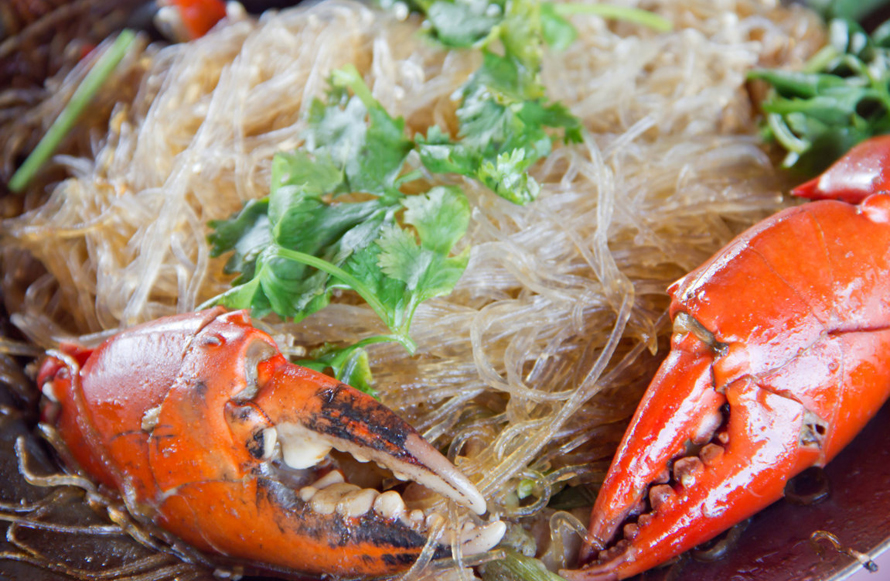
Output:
[
  {"xmin": 540, "ymin": 3, "xmax": 577, "ymax": 51},
  {"xmin": 379, "ymin": 187, "xmax": 470, "ymax": 300},
  {"xmin": 207, "ymin": 68, "xmax": 472, "ymax": 354},
  {"xmin": 210, "ymin": 148, "xmax": 395, "ymax": 320},
  {"xmin": 397, "ymin": 0, "xmax": 596, "ymax": 205},
  {"xmin": 477, "ymin": 149, "xmax": 541, "ymax": 205},
  {"xmin": 208, "ymin": 198, "xmax": 271, "ymax": 282},
  {"xmin": 424, "ymin": 0, "xmax": 503, "ymax": 47},
  {"xmin": 299, "ymin": 343, "xmax": 377, "ymax": 398},
  {"xmin": 339, "ymin": 186, "xmax": 471, "ymax": 339},
  {"xmin": 402, "ymin": 183, "xmax": 470, "ymax": 253},
  {"xmin": 377, "ymin": 0, "xmax": 576, "ymax": 205},
  {"xmin": 304, "ymin": 64, "xmax": 414, "ymax": 195},
  {"xmin": 417, "ymin": 49, "xmax": 582, "ymax": 205},
  {"xmin": 405, "ymin": 0, "xmax": 670, "ymax": 57}
]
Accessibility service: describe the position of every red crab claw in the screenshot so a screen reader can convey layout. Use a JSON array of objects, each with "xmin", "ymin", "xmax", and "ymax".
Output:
[
  {"xmin": 38, "ymin": 308, "xmax": 504, "ymax": 578},
  {"xmin": 561, "ymin": 330, "xmax": 822, "ymax": 581},
  {"xmin": 562, "ymin": 192, "xmax": 890, "ymax": 581},
  {"xmin": 791, "ymin": 135, "xmax": 890, "ymax": 204}
]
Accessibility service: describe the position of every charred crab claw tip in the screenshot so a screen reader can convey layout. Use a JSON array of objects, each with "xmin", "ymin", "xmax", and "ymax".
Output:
[{"xmin": 247, "ymin": 359, "xmax": 488, "ymax": 516}]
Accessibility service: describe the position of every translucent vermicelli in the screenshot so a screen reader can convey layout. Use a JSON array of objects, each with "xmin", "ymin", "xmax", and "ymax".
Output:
[{"xmin": 2, "ymin": 0, "xmax": 825, "ymax": 575}]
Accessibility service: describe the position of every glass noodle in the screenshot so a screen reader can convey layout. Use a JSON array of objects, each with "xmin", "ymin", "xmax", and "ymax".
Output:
[{"xmin": 2, "ymin": 0, "xmax": 825, "ymax": 575}]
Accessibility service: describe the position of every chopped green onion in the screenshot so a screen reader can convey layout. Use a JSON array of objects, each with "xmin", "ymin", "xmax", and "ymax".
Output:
[
  {"xmin": 552, "ymin": 3, "xmax": 673, "ymax": 33},
  {"xmin": 766, "ymin": 113, "xmax": 810, "ymax": 154},
  {"xmin": 8, "ymin": 29, "xmax": 137, "ymax": 193}
]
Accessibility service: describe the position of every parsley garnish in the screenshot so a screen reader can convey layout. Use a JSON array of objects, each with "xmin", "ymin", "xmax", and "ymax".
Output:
[{"xmin": 417, "ymin": 47, "xmax": 583, "ymax": 204}]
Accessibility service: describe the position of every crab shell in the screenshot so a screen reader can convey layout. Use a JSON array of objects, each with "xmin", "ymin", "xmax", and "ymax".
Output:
[
  {"xmin": 563, "ymin": 193, "xmax": 890, "ymax": 580},
  {"xmin": 37, "ymin": 307, "xmax": 504, "ymax": 578}
]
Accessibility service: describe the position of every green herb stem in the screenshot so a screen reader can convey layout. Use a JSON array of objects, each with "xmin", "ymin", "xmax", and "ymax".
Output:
[
  {"xmin": 8, "ymin": 30, "xmax": 137, "ymax": 193},
  {"xmin": 270, "ymin": 246, "xmax": 417, "ymax": 352},
  {"xmin": 328, "ymin": 334, "xmax": 408, "ymax": 367},
  {"xmin": 551, "ymin": 3, "xmax": 672, "ymax": 33},
  {"xmin": 766, "ymin": 112, "xmax": 809, "ymax": 154},
  {"xmin": 802, "ymin": 44, "xmax": 841, "ymax": 74},
  {"xmin": 331, "ymin": 64, "xmax": 377, "ymax": 111},
  {"xmin": 272, "ymin": 246, "xmax": 387, "ymax": 320}
]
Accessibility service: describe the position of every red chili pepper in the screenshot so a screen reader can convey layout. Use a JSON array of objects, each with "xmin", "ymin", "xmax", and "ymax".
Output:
[{"xmin": 167, "ymin": 0, "xmax": 227, "ymax": 40}]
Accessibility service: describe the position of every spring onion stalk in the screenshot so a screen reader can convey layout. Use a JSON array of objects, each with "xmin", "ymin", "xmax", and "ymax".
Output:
[
  {"xmin": 8, "ymin": 29, "xmax": 137, "ymax": 193},
  {"xmin": 551, "ymin": 3, "xmax": 672, "ymax": 32}
]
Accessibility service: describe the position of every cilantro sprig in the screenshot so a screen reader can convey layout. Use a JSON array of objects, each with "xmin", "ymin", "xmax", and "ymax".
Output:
[
  {"xmin": 750, "ymin": 17, "xmax": 890, "ymax": 175},
  {"xmin": 397, "ymin": 0, "xmax": 669, "ymax": 204},
  {"xmin": 415, "ymin": 0, "xmax": 584, "ymax": 205},
  {"xmin": 206, "ymin": 1, "xmax": 667, "ymax": 389},
  {"xmin": 206, "ymin": 66, "xmax": 470, "ymax": 365},
  {"xmin": 405, "ymin": 0, "xmax": 671, "ymax": 51},
  {"xmin": 417, "ymin": 48, "xmax": 583, "ymax": 204},
  {"xmin": 414, "ymin": 0, "xmax": 583, "ymax": 205}
]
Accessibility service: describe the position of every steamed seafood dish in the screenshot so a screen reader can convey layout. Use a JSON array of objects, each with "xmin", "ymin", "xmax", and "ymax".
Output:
[{"xmin": 4, "ymin": 1, "xmax": 886, "ymax": 580}]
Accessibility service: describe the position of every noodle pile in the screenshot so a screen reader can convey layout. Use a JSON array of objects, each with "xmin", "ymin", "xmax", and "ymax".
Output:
[{"xmin": 1, "ymin": 0, "xmax": 825, "ymax": 575}]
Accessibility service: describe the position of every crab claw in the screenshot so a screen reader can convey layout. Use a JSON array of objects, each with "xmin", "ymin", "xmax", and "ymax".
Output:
[
  {"xmin": 562, "ymin": 194, "xmax": 890, "ymax": 580},
  {"xmin": 561, "ymin": 301, "xmax": 831, "ymax": 580},
  {"xmin": 791, "ymin": 135, "xmax": 890, "ymax": 204},
  {"xmin": 561, "ymin": 335, "xmax": 821, "ymax": 580},
  {"xmin": 574, "ymin": 326, "xmax": 726, "ymax": 564},
  {"xmin": 39, "ymin": 308, "xmax": 504, "ymax": 578}
]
